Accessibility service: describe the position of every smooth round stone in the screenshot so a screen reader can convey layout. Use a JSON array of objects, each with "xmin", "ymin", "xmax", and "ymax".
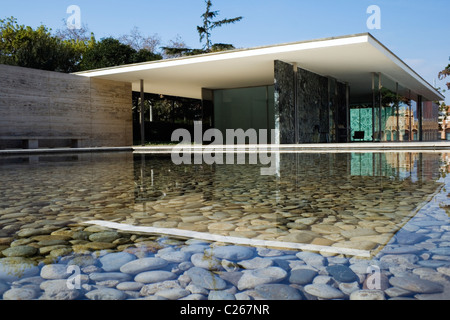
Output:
[
  {"xmin": 304, "ymin": 284, "xmax": 345, "ymax": 300},
  {"xmin": 209, "ymin": 246, "xmax": 254, "ymax": 261},
  {"xmin": 71, "ymin": 231, "xmax": 91, "ymax": 241},
  {"xmin": 156, "ymin": 288, "xmax": 190, "ymax": 300},
  {"xmin": 134, "ymin": 271, "xmax": 177, "ymax": 284},
  {"xmin": 40, "ymin": 279, "xmax": 81, "ymax": 300},
  {"xmin": 3, "ymin": 287, "xmax": 38, "ymax": 300},
  {"xmin": 191, "ymin": 253, "xmax": 222, "ymax": 270},
  {"xmin": 89, "ymin": 272, "xmax": 132, "ymax": 282},
  {"xmin": 326, "ymin": 265, "xmax": 358, "ymax": 283},
  {"xmin": 0, "ymin": 280, "xmax": 9, "ymax": 295},
  {"xmin": 389, "ymin": 276, "xmax": 444, "ymax": 294},
  {"xmin": 278, "ymin": 232, "xmax": 315, "ymax": 243},
  {"xmin": 17, "ymin": 228, "xmax": 51, "ymax": 238},
  {"xmin": 395, "ymin": 232, "xmax": 429, "ymax": 245},
  {"xmin": 257, "ymin": 248, "xmax": 284, "ymax": 257},
  {"xmin": 437, "ymin": 267, "xmax": 450, "ymax": 277},
  {"xmin": 67, "ymin": 255, "xmax": 98, "ymax": 268},
  {"xmin": 37, "ymin": 239, "xmax": 69, "ymax": 247},
  {"xmin": 158, "ymin": 251, "xmax": 191, "ymax": 263},
  {"xmin": 296, "ymin": 252, "xmax": 326, "ymax": 268},
  {"xmin": 237, "ymin": 267, "xmax": 287, "ymax": 290},
  {"xmin": 0, "ymin": 257, "xmax": 40, "ymax": 282},
  {"xmin": 116, "ymin": 282, "xmax": 144, "ymax": 291},
  {"xmin": 140, "ymin": 280, "xmax": 182, "ymax": 296},
  {"xmin": 339, "ymin": 281, "xmax": 360, "ymax": 295},
  {"xmin": 120, "ymin": 258, "xmax": 168, "ymax": 275},
  {"xmin": 40, "ymin": 264, "xmax": 71, "ymax": 280},
  {"xmin": 99, "ymin": 252, "xmax": 136, "ymax": 272},
  {"xmin": 311, "ymin": 225, "xmax": 341, "ymax": 234},
  {"xmin": 88, "ymin": 231, "xmax": 120, "ymax": 243},
  {"xmin": 186, "ymin": 267, "xmax": 227, "ymax": 290},
  {"xmin": 417, "ymin": 260, "xmax": 448, "ymax": 268},
  {"xmin": 254, "ymin": 284, "xmax": 303, "ymax": 300},
  {"xmin": 431, "ymin": 247, "xmax": 450, "ymax": 256},
  {"xmin": 238, "ymin": 257, "xmax": 273, "ymax": 270},
  {"xmin": 2, "ymin": 245, "xmax": 37, "ymax": 258},
  {"xmin": 76, "ymin": 242, "xmax": 116, "ymax": 251},
  {"xmin": 208, "ymin": 290, "xmax": 236, "ymax": 300},
  {"xmin": 289, "ymin": 269, "xmax": 318, "ymax": 285},
  {"xmin": 49, "ymin": 247, "xmax": 73, "ymax": 258},
  {"xmin": 341, "ymin": 228, "xmax": 377, "ymax": 238},
  {"xmin": 208, "ymin": 222, "xmax": 236, "ymax": 231},
  {"xmin": 380, "ymin": 254, "xmax": 419, "ymax": 266},
  {"xmin": 350, "ymin": 290, "xmax": 385, "ymax": 300},
  {"xmin": 85, "ymin": 288, "xmax": 127, "ymax": 300},
  {"xmin": 180, "ymin": 244, "xmax": 210, "ymax": 254},
  {"xmin": 381, "ymin": 246, "xmax": 422, "ymax": 254}
]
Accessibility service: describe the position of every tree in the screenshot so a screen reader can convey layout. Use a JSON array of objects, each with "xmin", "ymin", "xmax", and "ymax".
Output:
[
  {"xmin": 132, "ymin": 49, "xmax": 162, "ymax": 64},
  {"xmin": 119, "ymin": 26, "xmax": 162, "ymax": 54},
  {"xmin": 162, "ymin": 35, "xmax": 189, "ymax": 59},
  {"xmin": 79, "ymin": 37, "xmax": 161, "ymax": 71},
  {"xmin": 0, "ymin": 16, "xmax": 83, "ymax": 73},
  {"xmin": 439, "ymin": 64, "xmax": 450, "ymax": 90},
  {"xmin": 162, "ymin": 1, "xmax": 243, "ymax": 57},
  {"xmin": 55, "ymin": 20, "xmax": 92, "ymax": 43},
  {"xmin": 79, "ymin": 37, "xmax": 136, "ymax": 70},
  {"xmin": 197, "ymin": 0, "xmax": 242, "ymax": 52}
]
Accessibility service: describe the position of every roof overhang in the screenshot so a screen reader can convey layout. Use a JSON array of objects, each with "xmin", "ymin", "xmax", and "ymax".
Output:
[{"xmin": 74, "ymin": 33, "xmax": 445, "ymax": 102}]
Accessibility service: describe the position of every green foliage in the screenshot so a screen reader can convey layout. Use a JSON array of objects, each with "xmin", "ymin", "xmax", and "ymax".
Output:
[
  {"xmin": 0, "ymin": 17, "xmax": 162, "ymax": 73},
  {"xmin": 133, "ymin": 49, "xmax": 162, "ymax": 64},
  {"xmin": 197, "ymin": 0, "xmax": 242, "ymax": 51},
  {"xmin": 163, "ymin": 0, "xmax": 242, "ymax": 57},
  {"xmin": 439, "ymin": 64, "xmax": 450, "ymax": 90},
  {"xmin": 79, "ymin": 37, "xmax": 162, "ymax": 70},
  {"xmin": 0, "ymin": 17, "xmax": 84, "ymax": 72}
]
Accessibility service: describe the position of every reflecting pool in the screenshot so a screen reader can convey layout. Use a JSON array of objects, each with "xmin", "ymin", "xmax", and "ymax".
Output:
[{"xmin": 0, "ymin": 151, "xmax": 449, "ymax": 300}]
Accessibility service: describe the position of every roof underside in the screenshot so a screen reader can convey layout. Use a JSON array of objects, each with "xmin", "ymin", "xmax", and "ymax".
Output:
[{"xmin": 75, "ymin": 33, "xmax": 444, "ymax": 102}]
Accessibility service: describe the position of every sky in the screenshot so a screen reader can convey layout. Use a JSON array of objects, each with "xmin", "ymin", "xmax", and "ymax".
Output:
[{"xmin": 1, "ymin": 0, "xmax": 449, "ymax": 103}]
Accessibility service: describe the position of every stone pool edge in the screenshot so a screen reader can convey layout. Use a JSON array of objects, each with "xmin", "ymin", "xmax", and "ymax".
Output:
[{"xmin": 1, "ymin": 141, "xmax": 450, "ymax": 156}]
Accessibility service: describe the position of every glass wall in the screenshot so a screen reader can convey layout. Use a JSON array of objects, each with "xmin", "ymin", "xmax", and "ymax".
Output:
[
  {"xmin": 422, "ymin": 100, "xmax": 439, "ymax": 141},
  {"xmin": 373, "ymin": 73, "xmax": 381, "ymax": 142},
  {"xmin": 380, "ymin": 75, "xmax": 398, "ymax": 142},
  {"xmin": 350, "ymin": 104, "xmax": 373, "ymax": 142},
  {"xmin": 349, "ymin": 73, "xmax": 433, "ymax": 143},
  {"xmin": 214, "ymin": 86, "xmax": 275, "ymax": 143}
]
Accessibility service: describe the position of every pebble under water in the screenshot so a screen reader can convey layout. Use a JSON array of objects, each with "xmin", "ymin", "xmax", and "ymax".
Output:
[{"xmin": 0, "ymin": 151, "xmax": 450, "ymax": 300}]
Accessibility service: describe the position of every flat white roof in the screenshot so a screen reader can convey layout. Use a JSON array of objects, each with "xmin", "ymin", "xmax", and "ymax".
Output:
[{"xmin": 75, "ymin": 33, "xmax": 445, "ymax": 102}]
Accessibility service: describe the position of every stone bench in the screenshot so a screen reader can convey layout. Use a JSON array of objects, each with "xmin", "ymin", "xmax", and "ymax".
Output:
[{"xmin": 0, "ymin": 136, "xmax": 88, "ymax": 149}]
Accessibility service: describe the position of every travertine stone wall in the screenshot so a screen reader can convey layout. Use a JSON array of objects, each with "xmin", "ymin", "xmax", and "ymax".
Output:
[{"xmin": 0, "ymin": 64, "xmax": 132, "ymax": 148}]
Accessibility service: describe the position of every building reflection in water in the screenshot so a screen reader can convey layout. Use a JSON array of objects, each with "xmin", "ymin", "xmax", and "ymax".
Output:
[{"xmin": 132, "ymin": 152, "xmax": 446, "ymax": 257}]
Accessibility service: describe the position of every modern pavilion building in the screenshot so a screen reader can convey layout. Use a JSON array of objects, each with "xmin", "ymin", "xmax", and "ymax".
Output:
[
  {"xmin": 75, "ymin": 33, "xmax": 444, "ymax": 145},
  {"xmin": 0, "ymin": 33, "xmax": 445, "ymax": 149}
]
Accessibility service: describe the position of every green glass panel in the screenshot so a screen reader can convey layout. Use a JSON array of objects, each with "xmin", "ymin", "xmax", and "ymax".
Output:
[{"xmin": 350, "ymin": 108, "xmax": 373, "ymax": 141}]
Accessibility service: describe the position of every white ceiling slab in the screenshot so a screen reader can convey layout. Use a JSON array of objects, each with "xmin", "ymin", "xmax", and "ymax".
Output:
[{"xmin": 75, "ymin": 33, "xmax": 444, "ymax": 102}]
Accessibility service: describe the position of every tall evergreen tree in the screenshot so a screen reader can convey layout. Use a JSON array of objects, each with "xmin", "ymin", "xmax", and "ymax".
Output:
[{"xmin": 197, "ymin": 0, "xmax": 242, "ymax": 52}]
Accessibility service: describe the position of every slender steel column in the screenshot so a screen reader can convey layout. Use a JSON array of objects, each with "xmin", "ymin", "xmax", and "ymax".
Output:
[
  {"xmin": 292, "ymin": 63, "xmax": 299, "ymax": 144},
  {"xmin": 346, "ymin": 83, "xmax": 350, "ymax": 142},
  {"xmin": 140, "ymin": 79, "xmax": 145, "ymax": 146}
]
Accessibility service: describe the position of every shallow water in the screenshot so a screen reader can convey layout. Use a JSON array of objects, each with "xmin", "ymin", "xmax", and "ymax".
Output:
[{"xmin": 0, "ymin": 151, "xmax": 449, "ymax": 300}]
